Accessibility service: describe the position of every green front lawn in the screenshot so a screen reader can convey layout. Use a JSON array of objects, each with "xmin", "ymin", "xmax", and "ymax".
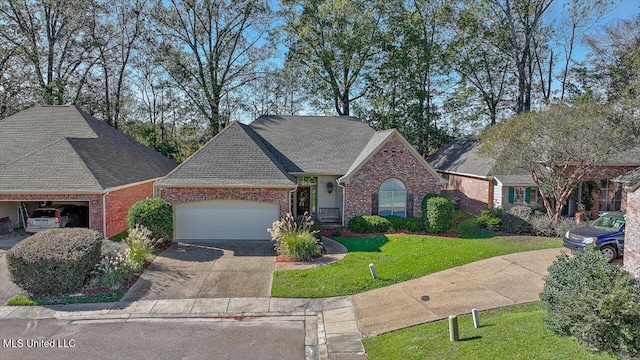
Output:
[
  {"xmin": 363, "ymin": 302, "xmax": 617, "ymax": 360},
  {"xmin": 271, "ymin": 233, "xmax": 561, "ymax": 298}
]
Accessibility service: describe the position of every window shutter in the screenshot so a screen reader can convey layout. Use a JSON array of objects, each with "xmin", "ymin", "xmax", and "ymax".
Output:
[
  {"xmin": 508, "ymin": 187, "xmax": 515, "ymax": 203},
  {"xmin": 406, "ymin": 194, "xmax": 414, "ymax": 217},
  {"xmin": 371, "ymin": 193, "xmax": 379, "ymax": 215},
  {"xmin": 525, "ymin": 188, "xmax": 531, "ymax": 203}
]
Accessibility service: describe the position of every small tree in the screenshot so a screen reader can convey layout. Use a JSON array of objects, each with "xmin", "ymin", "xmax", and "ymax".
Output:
[{"xmin": 481, "ymin": 102, "xmax": 637, "ymax": 221}]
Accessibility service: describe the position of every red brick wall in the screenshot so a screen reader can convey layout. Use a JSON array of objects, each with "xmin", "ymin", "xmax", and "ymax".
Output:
[
  {"xmin": 440, "ymin": 173, "xmax": 491, "ymax": 215},
  {"xmin": 160, "ymin": 187, "xmax": 290, "ymax": 217},
  {"xmin": 0, "ymin": 193, "xmax": 104, "ymax": 235},
  {"xmin": 104, "ymin": 181, "xmax": 155, "ymax": 238},
  {"xmin": 343, "ymin": 136, "xmax": 440, "ymax": 223},
  {"xmin": 624, "ymin": 189, "xmax": 640, "ymax": 278}
]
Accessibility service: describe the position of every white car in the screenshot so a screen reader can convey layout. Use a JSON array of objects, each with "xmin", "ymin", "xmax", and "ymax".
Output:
[{"xmin": 25, "ymin": 206, "xmax": 80, "ymax": 233}]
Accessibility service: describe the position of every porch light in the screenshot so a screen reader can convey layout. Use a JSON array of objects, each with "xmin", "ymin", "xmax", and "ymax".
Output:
[{"xmin": 327, "ymin": 181, "xmax": 334, "ymax": 193}]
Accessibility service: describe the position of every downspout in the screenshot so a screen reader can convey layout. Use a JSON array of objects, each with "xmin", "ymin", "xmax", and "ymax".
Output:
[{"xmin": 102, "ymin": 192, "xmax": 108, "ymax": 238}]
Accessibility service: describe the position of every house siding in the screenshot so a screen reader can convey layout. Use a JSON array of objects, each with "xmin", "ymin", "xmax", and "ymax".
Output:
[
  {"xmin": 105, "ymin": 181, "xmax": 155, "ymax": 238},
  {"xmin": 624, "ymin": 188, "xmax": 640, "ymax": 278},
  {"xmin": 0, "ymin": 201, "xmax": 17, "ymax": 227},
  {"xmin": 0, "ymin": 194, "xmax": 104, "ymax": 235},
  {"xmin": 160, "ymin": 187, "xmax": 290, "ymax": 218},
  {"xmin": 439, "ymin": 172, "xmax": 491, "ymax": 215},
  {"xmin": 317, "ymin": 176, "xmax": 342, "ymax": 214},
  {"xmin": 343, "ymin": 136, "xmax": 440, "ymax": 223},
  {"xmin": 493, "ymin": 181, "xmax": 503, "ymax": 209}
]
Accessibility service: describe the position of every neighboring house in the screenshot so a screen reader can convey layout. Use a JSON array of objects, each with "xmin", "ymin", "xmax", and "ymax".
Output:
[
  {"xmin": 429, "ymin": 140, "xmax": 638, "ymax": 217},
  {"xmin": 614, "ymin": 168, "xmax": 640, "ymax": 278},
  {"xmin": 428, "ymin": 140, "xmax": 540, "ymax": 215},
  {"xmin": 156, "ymin": 115, "xmax": 445, "ymax": 242},
  {"xmin": 0, "ymin": 105, "xmax": 177, "ymax": 238}
]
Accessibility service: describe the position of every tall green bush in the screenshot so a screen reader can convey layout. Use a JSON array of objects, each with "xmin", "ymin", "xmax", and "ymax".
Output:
[
  {"xmin": 424, "ymin": 196, "xmax": 454, "ymax": 233},
  {"xmin": 7, "ymin": 228, "xmax": 102, "ymax": 296},
  {"xmin": 127, "ymin": 198, "xmax": 173, "ymax": 244},
  {"xmin": 540, "ymin": 246, "xmax": 640, "ymax": 358}
]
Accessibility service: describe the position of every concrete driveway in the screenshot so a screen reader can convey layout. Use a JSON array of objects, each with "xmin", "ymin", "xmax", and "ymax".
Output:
[{"xmin": 122, "ymin": 241, "xmax": 276, "ymax": 301}]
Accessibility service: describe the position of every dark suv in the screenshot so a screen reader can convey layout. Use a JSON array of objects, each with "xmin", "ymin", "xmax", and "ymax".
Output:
[{"xmin": 563, "ymin": 212, "xmax": 625, "ymax": 262}]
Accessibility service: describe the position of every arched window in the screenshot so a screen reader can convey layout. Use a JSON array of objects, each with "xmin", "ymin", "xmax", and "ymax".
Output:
[{"xmin": 378, "ymin": 178, "xmax": 407, "ymax": 217}]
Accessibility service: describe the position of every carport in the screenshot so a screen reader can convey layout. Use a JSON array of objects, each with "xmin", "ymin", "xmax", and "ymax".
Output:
[{"xmin": 0, "ymin": 200, "xmax": 91, "ymax": 232}]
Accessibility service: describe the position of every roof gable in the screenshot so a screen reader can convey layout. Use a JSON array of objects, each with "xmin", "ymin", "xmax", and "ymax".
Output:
[
  {"xmin": 158, "ymin": 122, "xmax": 296, "ymax": 187},
  {"xmin": 339, "ymin": 130, "xmax": 446, "ymax": 184}
]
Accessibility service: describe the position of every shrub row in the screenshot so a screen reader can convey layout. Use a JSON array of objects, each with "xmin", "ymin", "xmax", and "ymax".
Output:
[
  {"xmin": 500, "ymin": 205, "xmax": 579, "ymax": 237},
  {"xmin": 7, "ymin": 228, "xmax": 103, "ymax": 296},
  {"xmin": 541, "ymin": 246, "xmax": 640, "ymax": 358}
]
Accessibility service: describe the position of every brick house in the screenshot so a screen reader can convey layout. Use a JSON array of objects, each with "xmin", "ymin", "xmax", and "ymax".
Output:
[
  {"xmin": 156, "ymin": 115, "xmax": 445, "ymax": 242},
  {"xmin": 614, "ymin": 168, "xmax": 640, "ymax": 278},
  {"xmin": 429, "ymin": 140, "xmax": 637, "ymax": 217},
  {"xmin": 428, "ymin": 140, "xmax": 540, "ymax": 215},
  {"xmin": 0, "ymin": 105, "xmax": 177, "ymax": 238}
]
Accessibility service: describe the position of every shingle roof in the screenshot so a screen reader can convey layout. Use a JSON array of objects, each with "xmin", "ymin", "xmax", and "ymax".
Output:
[
  {"xmin": 613, "ymin": 167, "xmax": 640, "ymax": 187},
  {"xmin": 428, "ymin": 140, "xmax": 536, "ymax": 185},
  {"xmin": 428, "ymin": 140, "xmax": 494, "ymax": 177},
  {"xmin": 0, "ymin": 105, "xmax": 177, "ymax": 192},
  {"xmin": 341, "ymin": 129, "xmax": 395, "ymax": 179},
  {"xmin": 158, "ymin": 122, "xmax": 297, "ymax": 187},
  {"xmin": 249, "ymin": 115, "xmax": 375, "ymax": 174}
]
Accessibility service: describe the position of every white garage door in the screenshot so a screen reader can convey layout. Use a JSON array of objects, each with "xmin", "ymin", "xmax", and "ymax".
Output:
[{"xmin": 175, "ymin": 200, "xmax": 279, "ymax": 241}]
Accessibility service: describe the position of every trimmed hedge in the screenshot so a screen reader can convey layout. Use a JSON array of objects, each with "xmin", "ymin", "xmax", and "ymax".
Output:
[
  {"xmin": 348, "ymin": 215, "xmax": 391, "ymax": 233},
  {"xmin": 424, "ymin": 196, "xmax": 454, "ymax": 233},
  {"xmin": 127, "ymin": 198, "xmax": 173, "ymax": 244},
  {"xmin": 7, "ymin": 228, "xmax": 103, "ymax": 296},
  {"xmin": 541, "ymin": 246, "xmax": 640, "ymax": 357},
  {"xmin": 384, "ymin": 215, "xmax": 422, "ymax": 232}
]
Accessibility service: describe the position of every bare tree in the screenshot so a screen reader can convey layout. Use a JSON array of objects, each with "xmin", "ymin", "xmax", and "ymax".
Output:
[
  {"xmin": 486, "ymin": 0, "xmax": 554, "ymax": 114},
  {"xmin": 151, "ymin": 0, "xmax": 274, "ymax": 136},
  {"xmin": 0, "ymin": 0, "xmax": 99, "ymax": 105}
]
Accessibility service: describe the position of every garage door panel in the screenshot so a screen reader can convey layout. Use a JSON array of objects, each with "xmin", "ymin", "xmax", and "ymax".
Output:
[{"xmin": 175, "ymin": 200, "xmax": 279, "ymax": 241}]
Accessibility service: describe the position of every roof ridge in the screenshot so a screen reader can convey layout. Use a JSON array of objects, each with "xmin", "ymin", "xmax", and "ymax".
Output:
[
  {"xmin": 162, "ymin": 122, "xmax": 241, "ymax": 180},
  {"xmin": 0, "ymin": 138, "xmax": 103, "ymax": 191},
  {"xmin": 237, "ymin": 123, "xmax": 297, "ymax": 183},
  {"xmin": 0, "ymin": 138, "xmax": 68, "ymax": 171}
]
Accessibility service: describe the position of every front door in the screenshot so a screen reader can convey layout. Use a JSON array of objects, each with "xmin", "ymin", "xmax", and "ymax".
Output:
[{"xmin": 296, "ymin": 187, "xmax": 311, "ymax": 216}]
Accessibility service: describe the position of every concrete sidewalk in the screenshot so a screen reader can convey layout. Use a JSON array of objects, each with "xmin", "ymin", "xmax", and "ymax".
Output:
[
  {"xmin": 351, "ymin": 248, "xmax": 565, "ymax": 337},
  {"xmin": 0, "ymin": 296, "xmax": 365, "ymax": 360}
]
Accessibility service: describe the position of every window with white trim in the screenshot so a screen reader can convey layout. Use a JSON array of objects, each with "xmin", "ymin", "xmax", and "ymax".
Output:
[
  {"xmin": 514, "ymin": 187, "xmax": 525, "ymax": 203},
  {"xmin": 378, "ymin": 178, "xmax": 407, "ymax": 217}
]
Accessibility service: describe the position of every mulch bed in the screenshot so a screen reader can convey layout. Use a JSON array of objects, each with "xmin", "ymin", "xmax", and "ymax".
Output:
[{"xmin": 321, "ymin": 227, "xmax": 460, "ymax": 238}]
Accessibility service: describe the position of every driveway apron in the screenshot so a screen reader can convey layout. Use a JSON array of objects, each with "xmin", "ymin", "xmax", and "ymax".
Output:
[{"xmin": 122, "ymin": 242, "xmax": 275, "ymax": 301}]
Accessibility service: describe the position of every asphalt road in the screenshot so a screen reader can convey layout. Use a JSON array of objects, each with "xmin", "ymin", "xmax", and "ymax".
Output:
[{"xmin": 0, "ymin": 318, "xmax": 304, "ymax": 360}]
